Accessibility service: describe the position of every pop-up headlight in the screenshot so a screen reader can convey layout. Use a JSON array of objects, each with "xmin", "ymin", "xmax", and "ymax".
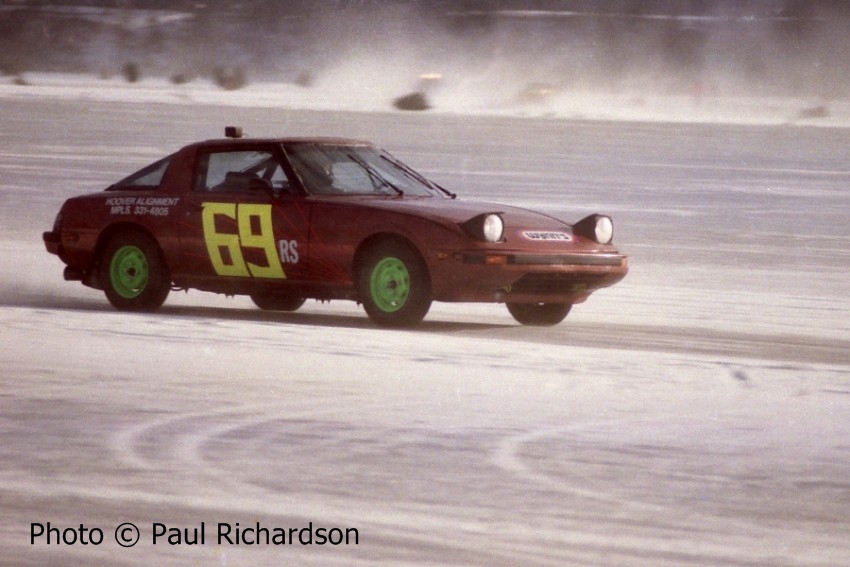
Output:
[
  {"xmin": 462, "ymin": 213, "xmax": 504, "ymax": 243},
  {"xmin": 574, "ymin": 214, "xmax": 614, "ymax": 245}
]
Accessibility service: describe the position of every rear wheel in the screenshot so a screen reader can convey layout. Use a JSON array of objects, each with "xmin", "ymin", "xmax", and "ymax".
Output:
[
  {"xmin": 357, "ymin": 240, "xmax": 431, "ymax": 327},
  {"xmin": 99, "ymin": 230, "xmax": 170, "ymax": 311},
  {"xmin": 506, "ymin": 302, "xmax": 571, "ymax": 326},
  {"xmin": 250, "ymin": 293, "xmax": 306, "ymax": 312}
]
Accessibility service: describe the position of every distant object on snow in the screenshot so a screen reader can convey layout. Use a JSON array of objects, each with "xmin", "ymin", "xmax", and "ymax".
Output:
[
  {"xmin": 393, "ymin": 73, "xmax": 443, "ymax": 111},
  {"xmin": 796, "ymin": 104, "xmax": 830, "ymax": 120}
]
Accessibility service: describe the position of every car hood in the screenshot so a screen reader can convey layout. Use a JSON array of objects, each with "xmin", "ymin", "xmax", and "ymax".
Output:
[
  {"xmin": 316, "ymin": 195, "xmax": 624, "ymax": 251},
  {"xmin": 320, "ymin": 195, "xmax": 570, "ymax": 230}
]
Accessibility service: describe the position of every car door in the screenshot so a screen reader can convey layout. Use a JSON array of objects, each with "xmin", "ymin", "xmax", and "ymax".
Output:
[{"xmin": 178, "ymin": 146, "xmax": 311, "ymax": 286}]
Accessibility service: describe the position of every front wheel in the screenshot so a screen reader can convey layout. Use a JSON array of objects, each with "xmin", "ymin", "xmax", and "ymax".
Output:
[
  {"xmin": 506, "ymin": 302, "xmax": 571, "ymax": 326},
  {"xmin": 99, "ymin": 230, "xmax": 170, "ymax": 311},
  {"xmin": 357, "ymin": 240, "xmax": 432, "ymax": 327}
]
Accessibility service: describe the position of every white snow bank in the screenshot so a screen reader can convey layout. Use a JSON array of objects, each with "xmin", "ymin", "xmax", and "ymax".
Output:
[{"xmin": 2, "ymin": 72, "xmax": 849, "ymax": 127}]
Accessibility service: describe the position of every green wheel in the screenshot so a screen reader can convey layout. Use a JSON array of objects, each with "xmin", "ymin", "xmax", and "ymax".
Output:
[
  {"xmin": 109, "ymin": 245, "xmax": 148, "ymax": 299},
  {"xmin": 99, "ymin": 230, "xmax": 170, "ymax": 311},
  {"xmin": 369, "ymin": 257, "xmax": 411, "ymax": 313},
  {"xmin": 357, "ymin": 240, "xmax": 431, "ymax": 327}
]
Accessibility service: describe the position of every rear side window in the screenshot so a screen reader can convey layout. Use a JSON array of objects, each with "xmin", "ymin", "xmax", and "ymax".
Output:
[
  {"xmin": 109, "ymin": 154, "xmax": 173, "ymax": 190},
  {"xmin": 194, "ymin": 150, "xmax": 289, "ymax": 193}
]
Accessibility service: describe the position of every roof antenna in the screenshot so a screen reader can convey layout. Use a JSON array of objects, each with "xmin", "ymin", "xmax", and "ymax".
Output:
[{"xmin": 224, "ymin": 126, "xmax": 243, "ymax": 139}]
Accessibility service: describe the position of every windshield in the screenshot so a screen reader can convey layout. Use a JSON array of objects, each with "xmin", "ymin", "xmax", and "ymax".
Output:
[{"xmin": 284, "ymin": 143, "xmax": 436, "ymax": 197}]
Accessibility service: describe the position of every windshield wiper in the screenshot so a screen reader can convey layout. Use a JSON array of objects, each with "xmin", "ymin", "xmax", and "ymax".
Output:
[
  {"xmin": 346, "ymin": 152, "xmax": 404, "ymax": 196},
  {"xmin": 381, "ymin": 154, "xmax": 457, "ymax": 199}
]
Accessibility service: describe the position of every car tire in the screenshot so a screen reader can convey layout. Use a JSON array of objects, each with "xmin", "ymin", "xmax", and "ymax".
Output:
[
  {"xmin": 506, "ymin": 302, "xmax": 571, "ymax": 326},
  {"xmin": 99, "ymin": 230, "xmax": 170, "ymax": 312},
  {"xmin": 357, "ymin": 239, "xmax": 432, "ymax": 327},
  {"xmin": 250, "ymin": 293, "xmax": 306, "ymax": 312}
]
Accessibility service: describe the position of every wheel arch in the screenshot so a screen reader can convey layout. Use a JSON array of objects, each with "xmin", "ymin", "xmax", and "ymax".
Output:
[
  {"xmin": 89, "ymin": 222, "xmax": 169, "ymax": 286},
  {"xmin": 352, "ymin": 232, "xmax": 432, "ymax": 290}
]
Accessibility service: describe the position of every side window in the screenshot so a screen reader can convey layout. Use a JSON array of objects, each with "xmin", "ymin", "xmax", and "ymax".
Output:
[
  {"xmin": 110, "ymin": 154, "xmax": 173, "ymax": 190},
  {"xmin": 194, "ymin": 150, "xmax": 290, "ymax": 193}
]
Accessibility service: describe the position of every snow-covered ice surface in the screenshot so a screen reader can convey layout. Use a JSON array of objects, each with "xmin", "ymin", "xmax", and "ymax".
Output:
[{"xmin": 1, "ymin": 80, "xmax": 849, "ymax": 566}]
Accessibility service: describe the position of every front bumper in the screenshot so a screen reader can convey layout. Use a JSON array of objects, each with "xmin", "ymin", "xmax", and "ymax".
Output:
[
  {"xmin": 431, "ymin": 251, "xmax": 628, "ymax": 303},
  {"xmin": 462, "ymin": 252, "xmax": 625, "ymax": 267}
]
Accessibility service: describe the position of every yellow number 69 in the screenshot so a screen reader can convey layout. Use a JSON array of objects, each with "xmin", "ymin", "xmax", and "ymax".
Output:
[{"xmin": 202, "ymin": 202, "xmax": 285, "ymax": 279}]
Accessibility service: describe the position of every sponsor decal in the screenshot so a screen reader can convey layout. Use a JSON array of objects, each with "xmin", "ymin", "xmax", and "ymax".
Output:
[
  {"xmin": 521, "ymin": 230, "xmax": 572, "ymax": 242},
  {"xmin": 106, "ymin": 196, "xmax": 179, "ymax": 216}
]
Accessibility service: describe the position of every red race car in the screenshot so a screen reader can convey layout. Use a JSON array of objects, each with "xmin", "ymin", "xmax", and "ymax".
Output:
[{"xmin": 43, "ymin": 128, "xmax": 627, "ymax": 327}]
